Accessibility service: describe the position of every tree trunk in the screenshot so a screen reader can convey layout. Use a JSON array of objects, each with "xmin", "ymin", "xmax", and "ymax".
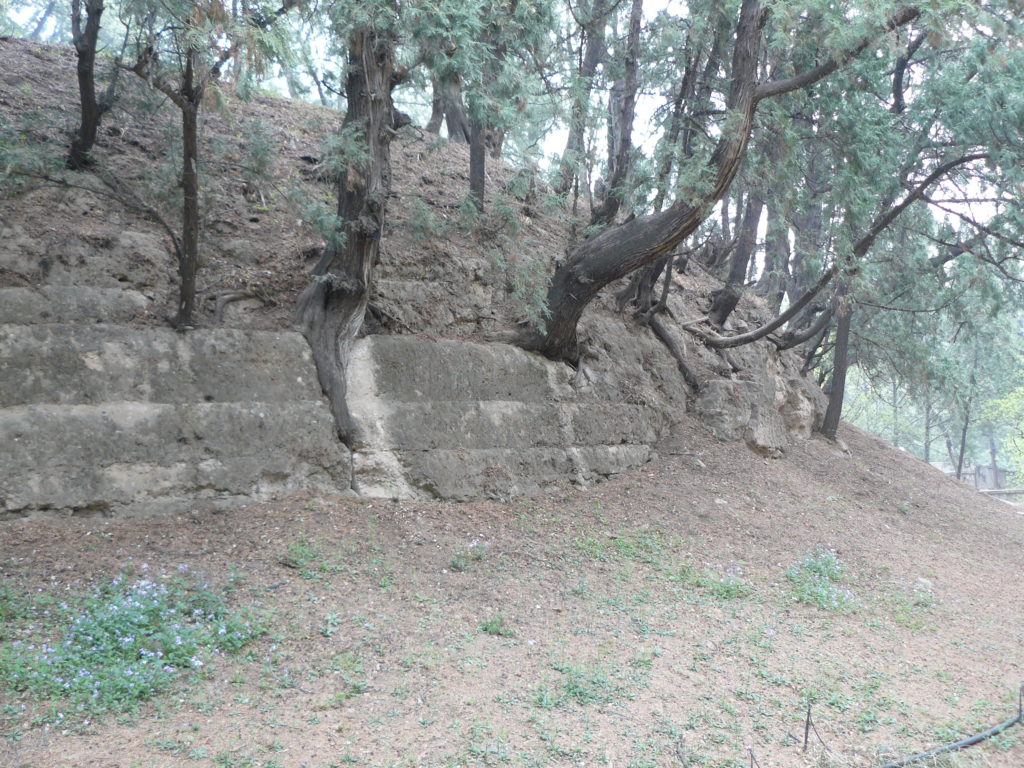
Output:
[
  {"xmin": 923, "ymin": 398, "xmax": 931, "ymax": 463},
  {"xmin": 891, "ymin": 378, "xmax": 898, "ymax": 447},
  {"xmin": 177, "ymin": 52, "xmax": 202, "ymax": 329},
  {"xmin": 589, "ymin": 0, "xmax": 643, "ymax": 227},
  {"xmin": 68, "ymin": 0, "xmax": 111, "ymax": 170},
  {"xmin": 755, "ymin": 202, "xmax": 790, "ymax": 313},
  {"xmin": 819, "ymin": 292, "xmax": 851, "ymax": 441},
  {"xmin": 708, "ymin": 192, "xmax": 763, "ymax": 327},
  {"xmin": 297, "ymin": 28, "xmax": 394, "ymax": 444},
  {"xmin": 955, "ymin": 396, "xmax": 972, "ymax": 481},
  {"xmin": 552, "ymin": 0, "xmax": 609, "ymax": 196},
  {"xmin": 648, "ymin": 73, "xmax": 690, "ymax": 216},
  {"xmin": 469, "ymin": 117, "xmax": 486, "ymax": 210},
  {"xmin": 989, "ymin": 431, "xmax": 998, "ymax": 474},
  {"xmin": 440, "ymin": 73, "xmax": 471, "ymax": 143},
  {"xmin": 426, "ymin": 76, "xmax": 445, "ymax": 133},
  {"xmin": 29, "ymin": 0, "xmax": 57, "ymax": 40}
]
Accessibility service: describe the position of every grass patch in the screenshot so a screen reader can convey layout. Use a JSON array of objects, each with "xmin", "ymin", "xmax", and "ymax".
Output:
[
  {"xmin": 0, "ymin": 569, "xmax": 264, "ymax": 721},
  {"xmin": 673, "ymin": 564, "xmax": 756, "ymax": 601},
  {"xmin": 575, "ymin": 530, "xmax": 675, "ymax": 565},
  {"xmin": 278, "ymin": 534, "xmax": 349, "ymax": 580},
  {"xmin": 533, "ymin": 662, "xmax": 627, "ymax": 709},
  {"xmin": 450, "ymin": 541, "xmax": 487, "ymax": 572},
  {"xmin": 786, "ymin": 549, "xmax": 853, "ymax": 611},
  {"xmin": 890, "ymin": 584, "xmax": 937, "ymax": 629},
  {"xmin": 479, "ymin": 616, "xmax": 515, "ymax": 637}
]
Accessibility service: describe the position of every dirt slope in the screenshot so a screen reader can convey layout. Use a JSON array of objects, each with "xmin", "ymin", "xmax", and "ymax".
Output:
[{"xmin": 2, "ymin": 422, "xmax": 1022, "ymax": 768}]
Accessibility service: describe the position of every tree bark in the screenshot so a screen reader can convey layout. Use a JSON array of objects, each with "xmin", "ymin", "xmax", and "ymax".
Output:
[
  {"xmin": 923, "ymin": 399, "xmax": 931, "ymax": 463},
  {"xmin": 955, "ymin": 395, "xmax": 972, "ymax": 481},
  {"xmin": 708, "ymin": 192, "xmax": 763, "ymax": 327},
  {"xmin": 820, "ymin": 291, "xmax": 851, "ymax": 441},
  {"xmin": 68, "ymin": 0, "xmax": 114, "ymax": 170},
  {"xmin": 469, "ymin": 117, "xmax": 486, "ymax": 210},
  {"xmin": 177, "ymin": 52, "xmax": 201, "ymax": 329},
  {"xmin": 427, "ymin": 70, "xmax": 471, "ymax": 143},
  {"xmin": 297, "ymin": 28, "xmax": 395, "ymax": 444},
  {"xmin": 425, "ymin": 76, "xmax": 445, "ymax": 133},
  {"xmin": 755, "ymin": 202, "xmax": 790, "ymax": 313},
  {"xmin": 553, "ymin": 0, "xmax": 609, "ymax": 196},
  {"xmin": 590, "ymin": 0, "xmax": 643, "ymax": 227}
]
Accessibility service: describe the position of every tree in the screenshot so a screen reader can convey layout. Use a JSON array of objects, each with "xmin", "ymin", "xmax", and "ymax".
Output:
[
  {"xmin": 121, "ymin": 0, "xmax": 301, "ymax": 328},
  {"xmin": 521, "ymin": 1, "xmax": 921, "ymax": 362},
  {"xmin": 67, "ymin": 0, "xmax": 117, "ymax": 169},
  {"xmin": 551, "ymin": 0, "xmax": 610, "ymax": 197},
  {"xmin": 296, "ymin": 6, "xmax": 397, "ymax": 444}
]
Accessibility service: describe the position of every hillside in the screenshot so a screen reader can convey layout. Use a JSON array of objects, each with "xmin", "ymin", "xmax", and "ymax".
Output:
[
  {"xmin": 2, "ymin": 421, "xmax": 1023, "ymax": 767},
  {"xmin": 2, "ymin": 36, "xmax": 1024, "ymax": 768}
]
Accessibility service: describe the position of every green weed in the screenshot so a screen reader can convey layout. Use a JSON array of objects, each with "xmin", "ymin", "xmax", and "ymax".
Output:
[
  {"xmin": 450, "ymin": 542, "xmax": 487, "ymax": 572},
  {"xmin": 479, "ymin": 616, "xmax": 515, "ymax": 637},
  {"xmin": 0, "ymin": 570, "xmax": 264, "ymax": 720},
  {"xmin": 786, "ymin": 549, "xmax": 853, "ymax": 611}
]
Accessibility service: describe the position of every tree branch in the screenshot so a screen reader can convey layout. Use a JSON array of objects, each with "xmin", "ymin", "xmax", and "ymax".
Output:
[{"xmin": 754, "ymin": 6, "xmax": 921, "ymax": 103}]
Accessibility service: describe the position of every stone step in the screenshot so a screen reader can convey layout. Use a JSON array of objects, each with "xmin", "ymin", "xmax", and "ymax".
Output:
[
  {"xmin": 348, "ymin": 401, "xmax": 662, "ymax": 451},
  {"xmin": 354, "ymin": 444, "xmax": 651, "ymax": 501},
  {"xmin": 350, "ymin": 335, "xmax": 564, "ymax": 403},
  {"xmin": 0, "ymin": 286, "xmax": 151, "ymax": 324},
  {"xmin": 1, "ymin": 400, "xmax": 350, "ymax": 518},
  {"xmin": 0, "ymin": 324, "xmax": 322, "ymax": 406}
]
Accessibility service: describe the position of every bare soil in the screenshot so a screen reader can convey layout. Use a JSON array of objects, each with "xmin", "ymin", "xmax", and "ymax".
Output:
[{"xmin": 2, "ymin": 422, "xmax": 1023, "ymax": 768}]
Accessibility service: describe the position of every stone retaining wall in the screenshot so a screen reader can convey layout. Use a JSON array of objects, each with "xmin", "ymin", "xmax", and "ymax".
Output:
[{"xmin": 0, "ymin": 292, "xmax": 350, "ymax": 519}]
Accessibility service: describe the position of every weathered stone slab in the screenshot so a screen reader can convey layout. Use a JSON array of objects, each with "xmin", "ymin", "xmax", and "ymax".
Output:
[
  {"xmin": 358, "ymin": 335, "xmax": 563, "ymax": 403},
  {"xmin": 345, "ymin": 335, "xmax": 664, "ymax": 499},
  {"xmin": 565, "ymin": 403, "xmax": 665, "ymax": 446},
  {"xmin": 0, "ymin": 287, "xmax": 150, "ymax": 324},
  {"xmin": 1, "ymin": 401, "xmax": 350, "ymax": 518},
  {"xmin": 0, "ymin": 325, "xmax": 321, "ymax": 405}
]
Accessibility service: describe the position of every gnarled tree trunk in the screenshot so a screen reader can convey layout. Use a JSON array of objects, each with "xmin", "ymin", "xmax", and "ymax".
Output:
[
  {"xmin": 297, "ymin": 28, "xmax": 395, "ymax": 443},
  {"xmin": 819, "ymin": 289, "xmax": 851, "ymax": 441},
  {"xmin": 68, "ymin": 0, "xmax": 116, "ymax": 169}
]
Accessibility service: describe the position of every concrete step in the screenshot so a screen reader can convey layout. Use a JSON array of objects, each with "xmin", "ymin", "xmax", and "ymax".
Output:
[
  {"xmin": 1, "ymin": 400, "xmax": 350, "ymax": 519},
  {"xmin": 0, "ymin": 286, "xmax": 151, "ymax": 324},
  {"xmin": 1, "ymin": 324, "xmax": 322, "ymax": 406},
  {"xmin": 350, "ymin": 335, "xmax": 562, "ymax": 403},
  {"xmin": 354, "ymin": 444, "xmax": 651, "ymax": 501}
]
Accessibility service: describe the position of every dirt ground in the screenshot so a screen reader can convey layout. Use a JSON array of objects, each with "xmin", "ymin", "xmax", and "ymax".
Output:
[{"xmin": 2, "ymin": 421, "xmax": 1023, "ymax": 768}]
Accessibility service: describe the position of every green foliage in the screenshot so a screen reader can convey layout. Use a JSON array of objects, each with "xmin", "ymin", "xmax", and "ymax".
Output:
[
  {"xmin": 785, "ymin": 549, "xmax": 853, "ymax": 612},
  {"xmin": 403, "ymin": 197, "xmax": 446, "ymax": 240},
  {"xmin": 241, "ymin": 119, "xmax": 276, "ymax": 194},
  {"xmin": 533, "ymin": 663, "xmax": 625, "ymax": 709},
  {"xmin": 0, "ymin": 112, "xmax": 61, "ymax": 195},
  {"xmin": 287, "ymin": 188, "xmax": 346, "ymax": 252},
  {"xmin": 449, "ymin": 542, "xmax": 486, "ymax": 572},
  {"xmin": 0, "ymin": 570, "xmax": 264, "ymax": 720},
  {"xmin": 986, "ymin": 381, "xmax": 1024, "ymax": 476},
  {"xmin": 694, "ymin": 570, "xmax": 755, "ymax": 601},
  {"xmin": 479, "ymin": 616, "xmax": 514, "ymax": 637}
]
